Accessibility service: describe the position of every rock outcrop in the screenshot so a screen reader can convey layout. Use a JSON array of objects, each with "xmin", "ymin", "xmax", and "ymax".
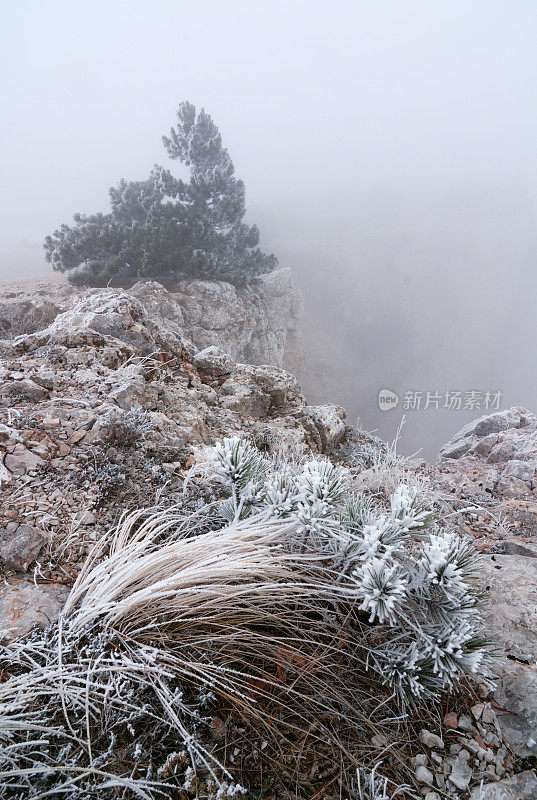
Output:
[
  {"xmin": 0, "ymin": 282, "xmax": 340, "ymax": 641},
  {"xmin": 441, "ymin": 407, "xmax": 537, "ymax": 497},
  {"xmin": 173, "ymin": 268, "xmax": 301, "ymax": 366},
  {"xmin": 439, "ymin": 408, "xmax": 537, "ymax": 766},
  {"xmin": 0, "ymin": 268, "xmax": 301, "ymax": 368}
]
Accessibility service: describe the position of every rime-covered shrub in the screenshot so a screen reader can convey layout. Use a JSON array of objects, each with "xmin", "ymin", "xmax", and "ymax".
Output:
[
  {"xmin": 99, "ymin": 408, "xmax": 155, "ymax": 448},
  {"xmin": 205, "ymin": 436, "xmax": 490, "ymax": 705}
]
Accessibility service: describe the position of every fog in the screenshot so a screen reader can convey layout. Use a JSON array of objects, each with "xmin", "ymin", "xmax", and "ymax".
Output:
[{"xmin": 2, "ymin": 0, "xmax": 537, "ymax": 458}]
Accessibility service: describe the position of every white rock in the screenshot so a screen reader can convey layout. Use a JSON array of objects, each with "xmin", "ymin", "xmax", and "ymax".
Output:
[
  {"xmin": 448, "ymin": 750, "xmax": 472, "ymax": 791},
  {"xmin": 419, "ymin": 729, "xmax": 445, "ymax": 749},
  {"xmin": 416, "ymin": 766, "xmax": 434, "ymax": 784}
]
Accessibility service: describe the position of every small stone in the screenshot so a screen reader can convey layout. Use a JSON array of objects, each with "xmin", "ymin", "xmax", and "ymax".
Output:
[
  {"xmin": 471, "ymin": 703, "xmax": 484, "ymax": 721},
  {"xmin": 458, "ymin": 714, "xmax": 476, "ymax": 733},
  {"xmin": 481, "ymin": 704, "xmax": 497, "ymax": 726},
  {"xmin": 430, "ymin": 752, "xmax": 443, "ymax": 765},
  {"xmin": 371, "ymin": 734, "xmax": 387, "ymax": 748},
  {"xmin": 450, "ymin": 744, "xmax": 462, "ymax": 755},
  {"xmin": 161, "ymin": 462, "xmax": 179, "ymax": 474},
  {"xmin": 412, "ymin": 754, "xmax": 429, "ymax": 767},
  {"xmin": 475, "ymin": 733, "xmax": 487, "ymax": 749},
  {"xmin": 4, "ymin": 444, "xmax": 44, "ymax": 475},
  {"xmin": 460, "ymin": 737, "xmax": 487, "ymax": 759},
  {"xmin": 2, "ymin": 378, "xmax": 48, "ymax": 402},
  {"xmin": 194, "ymin": 346, "xmax": 235, "ymax": 376},
  {"xmin": 210, "ymin": 716, "xmax": 226, "ymax": 738},
  {"xmin": 444, "ymin": 712, "xmax": 458, "ymax": 729},
  {"xmin": 495, "ymin": 762, "xmax": 505, "ymax": 778},
  {"xmin": 448, "ymin": 751, "xmax": 472, "ymax": 791},
  {"xmin": 32, "ymin": 369, "xmax": 55, "ymax": 389},
  {"xmin": 75, "ymin": 510, "xmax": 96, "ymax": 526},
  {"xmin": 58, "ymin": 443, "xmax": 71, "ymax": 456},
  {"xmin": 419, "ymin": 729, "xmax": 444, "ymax": 749},
  {"xmin": 0, "ymin": 582, "xmax": 67, "ymax": 640},
  {"xmin": 425, "ymin": 793, "xmax": 441, "ymax": 800},
  {"xmin": 416, "ymin": 766, "xmax": 434, "ymax": 785},
  {"xmin": 71, "ymin": 430, "xmax": 86, "ymax": 444}
]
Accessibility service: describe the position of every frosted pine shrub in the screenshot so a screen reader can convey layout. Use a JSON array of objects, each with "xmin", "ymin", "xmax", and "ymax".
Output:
[
  {"xmin": 204, "ymin": 436, "xmax": 490, "ymax": 703},
  {"xmin": 0, "ymin": 437, "xmax": 491, "ymax": 799}
]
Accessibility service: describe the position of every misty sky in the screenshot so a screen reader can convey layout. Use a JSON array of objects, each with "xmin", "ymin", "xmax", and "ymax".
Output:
[{"xmin": 2, "ymin": 1, "xmax": 537, "ymax": 456}]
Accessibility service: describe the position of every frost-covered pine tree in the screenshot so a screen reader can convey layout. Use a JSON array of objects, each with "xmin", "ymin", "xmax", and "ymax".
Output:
[{"xmin": 44, "ymin": 103, "xmax": 277, "ymax": 286}]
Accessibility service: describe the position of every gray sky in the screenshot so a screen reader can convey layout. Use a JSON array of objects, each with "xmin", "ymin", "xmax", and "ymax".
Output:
[{"xmin": 2, "ymin": 1, "xmax": 537, "ymax": 455}]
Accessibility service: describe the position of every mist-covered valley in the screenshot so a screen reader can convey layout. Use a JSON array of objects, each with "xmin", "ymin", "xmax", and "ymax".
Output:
[{"xmin": 260, "ymin": 176, "xmax": 537, "ymax": 457}]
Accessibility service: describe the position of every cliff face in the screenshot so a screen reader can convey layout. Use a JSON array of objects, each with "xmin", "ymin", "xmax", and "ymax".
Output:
[
  {"xmin": 0, "ymin": 267, "xmax": 301, "ymax": 369},
  {"xmin": 173, "ymin": 268, "xmax": 302, "ymax": 367}
]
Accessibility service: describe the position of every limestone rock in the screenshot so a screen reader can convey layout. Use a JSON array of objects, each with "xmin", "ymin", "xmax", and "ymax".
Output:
[
  {"xmin": 0, "ymin": 524, "xmax": 46, "ymax": 571},
  {"xmin": 296, "ymin": 404, "xmax": 347, "ymax": 453},
  {"xmin": 0, "ymin": 582, "xmax": 67, "ymax": 641},
  {"xmin": 219, "ymin": 380, "xmax": 271, "ymax": 419},
  {"xmin": 419, "ymin": 730, "xmax": 444, "ymax": 750},
  {"xmin": 129, "ymin": 280, "xmax": 185, "ymax": 328},
  {"xmin": 481, "ymin": 553, "xmax": 537, "ymax": 664},
  {"xmin": 448, "ymin": 749, "xmax": 472, "ymax": 791},
  {"xmin": 416, "ymin": 765, "xmax": 435, "ymax": 784},
  {"xmin": 13, "ymin": 290, "xmax": 193, "ymax": 361},
  {"xmin": 469, "ymin": 771, "xmax": 537, "ymax": 800},
  {"xmin": 173, "ymin": 268, "xmax": 301, "ymax": 366},
  {"xmin": 4, "ymin": 443, "xmax": 45, "ymax": 475},
  {"xmin": 493, "ymin": 663, "xmax": 537, "ymax": 759},
  {"xmin": 441, "ymin": 407, "xmax": 537, "ymax": 498},
  {"xmin": 478, "ymin": 552, "xmax": 537, "ymax": 757},
  {"xmin": 194, "ymin": 346, "xmax": 235, "ymax": 376},
  {"xmin": 0, "ymin": 297, "xmax": 60, "ymax": 338},
  {"xmin": 0, "ymin": 377, "xmax": 49, "ymax": 403}
]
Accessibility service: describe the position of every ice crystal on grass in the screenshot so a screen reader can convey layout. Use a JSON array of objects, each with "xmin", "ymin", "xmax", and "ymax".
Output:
[{"xmin": 354, "ymin": 762, "xmax": 409, "ymax": 800}]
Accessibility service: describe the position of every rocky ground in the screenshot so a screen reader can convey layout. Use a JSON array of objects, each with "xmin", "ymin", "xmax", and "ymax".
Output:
[
  {"xmin": 0, "ymin": 279, "xmax": 345, "ymax": 639},
  {"xmin": 0, "ymin": 277, "xmax": 536, "ymax": 798}
]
